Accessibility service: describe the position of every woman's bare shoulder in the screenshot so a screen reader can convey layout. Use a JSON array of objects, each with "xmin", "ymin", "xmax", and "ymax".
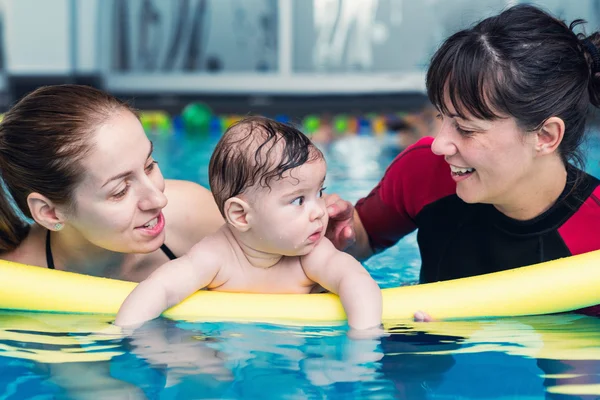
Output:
[{"xmin": 162, "ymin": 180, "xmax": 224, "ymax": 253}]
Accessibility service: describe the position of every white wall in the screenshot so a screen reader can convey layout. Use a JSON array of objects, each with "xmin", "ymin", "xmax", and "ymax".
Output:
[
  {"xmin": 3, "ymin": 0, "xmax": 71, "ymax": 75},
  {"xmin": 1, "ymin": 0, "xmax": 597, "ymax": 91},
  {"xmin": 75, "ymin": 0, "xmax": 100, "ymax": 74}
]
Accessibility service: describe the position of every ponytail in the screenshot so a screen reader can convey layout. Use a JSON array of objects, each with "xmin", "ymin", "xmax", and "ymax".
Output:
[
  {"xmin": 577, "ymin": 30, "xmax": 600, "ymax": 108},
  {"xmin": 0, "ymin": 176, "xmax": 29, "ymax": 252}
]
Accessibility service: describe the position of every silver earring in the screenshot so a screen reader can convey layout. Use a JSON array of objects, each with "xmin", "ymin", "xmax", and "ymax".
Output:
[{"xmin": 54, "ymin": 223, "xmax": 63, "ymax": 231}]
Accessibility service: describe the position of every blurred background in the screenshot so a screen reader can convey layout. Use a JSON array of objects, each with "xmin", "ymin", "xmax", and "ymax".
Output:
[{"xmin": 0, "ymin": 0, "xmax": 598, "ymax": 140}]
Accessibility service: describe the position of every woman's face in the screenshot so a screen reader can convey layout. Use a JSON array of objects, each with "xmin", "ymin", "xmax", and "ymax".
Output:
[
  {"xmin": 431, "ymin": 99, "xmax": 539, "ymax": 209},
  {"xmin": 66, "ymin": 110, "xmax": 168, "ymax": 253}
]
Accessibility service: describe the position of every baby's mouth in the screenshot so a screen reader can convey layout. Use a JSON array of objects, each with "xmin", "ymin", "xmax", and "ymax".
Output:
[{"xmin": 308, "ymin": 228, "xmax": 323, "ymax": 241}]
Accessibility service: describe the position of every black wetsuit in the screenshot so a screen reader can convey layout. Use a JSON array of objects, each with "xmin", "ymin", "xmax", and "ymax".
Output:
[{"xmin": 356, "ymin": 137, "xmax": 600, "ymax": 315}]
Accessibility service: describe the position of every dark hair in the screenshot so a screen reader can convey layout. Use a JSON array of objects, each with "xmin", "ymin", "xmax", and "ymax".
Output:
[
  {"xmin": 426, "ymin": 4, "xmax": 600, "ymax": 169},
  {"xmin": 209, "ymin": 116, "xmax": 323, "ymax": 217},
  {"xmin": 0, "ymin": 84, "xmax": 136, "ymax": 252}
]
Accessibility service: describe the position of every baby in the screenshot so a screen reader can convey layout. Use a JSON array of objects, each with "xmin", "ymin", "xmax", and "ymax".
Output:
[{"xmin": 115, "ymin": 116, "xmax": 382, "ymax": 331}]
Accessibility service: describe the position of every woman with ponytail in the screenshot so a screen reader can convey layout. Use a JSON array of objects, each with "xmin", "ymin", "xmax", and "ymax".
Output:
[
  {"xmin": 0, "ymin": 84, "xmax": 225, "ymax": 281},
  {"xmin": 325, "ymin": 4, "xmax": 600, "ymax": 318}
]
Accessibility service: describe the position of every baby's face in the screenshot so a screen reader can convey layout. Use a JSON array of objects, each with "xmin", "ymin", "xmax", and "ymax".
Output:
[{"xmin": 247, "ymin": 157, "xmax": 328, "ymax": 256}]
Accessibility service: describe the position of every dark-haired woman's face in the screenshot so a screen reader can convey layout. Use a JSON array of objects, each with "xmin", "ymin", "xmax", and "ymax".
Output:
[
  {"xmin": 430, "ymin": 98, "xmax": 542, "ymax": 213},
  {"xmin": 68, "ymin": 110, "xmax": 168, "ymax": 253}
]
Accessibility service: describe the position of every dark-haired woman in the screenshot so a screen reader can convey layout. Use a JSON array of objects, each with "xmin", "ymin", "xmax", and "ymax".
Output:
[{"xmin": 326, "ymin": 4, "xmax": 600, "ymax": 317}]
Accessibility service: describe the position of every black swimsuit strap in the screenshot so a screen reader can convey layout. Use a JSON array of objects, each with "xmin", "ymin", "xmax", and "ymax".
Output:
[
  {"xmin": 160, "ymin": 243, "xmax": 177, "ymax": 260},
  {"xmin": 45, "ymin": 230, "xmax": 55, "ymax": 270},
  {"xmin": 45, "ymin": 230, "xmax": 177, "ymax": 270}
]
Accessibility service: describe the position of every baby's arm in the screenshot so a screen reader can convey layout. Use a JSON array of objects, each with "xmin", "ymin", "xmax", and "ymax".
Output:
[
  {"xmin": 301, "ymin": 238, "xmax": 382, "ymax": 330},
  {"xmin": 115, "ymin": 240, "xmax": 222, "ymax": 328}
]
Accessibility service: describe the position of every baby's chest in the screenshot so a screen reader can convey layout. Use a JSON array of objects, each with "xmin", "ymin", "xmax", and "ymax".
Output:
[{"xmin": 224, "ymin": 259, "xmax": 315, "ymax": 294}]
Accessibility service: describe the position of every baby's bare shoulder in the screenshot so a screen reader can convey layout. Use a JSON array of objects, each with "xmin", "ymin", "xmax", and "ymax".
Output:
[
  {"xmin": 300, "ymin": 238, "xmax": 338, "ymax": 271},
  {"xmin": 200, "ymin": 228, "xmax": 247, "ymax": 287},
  {"xmin": 189, "ymin": 228, "xmax": 232, "ymax": 259}
]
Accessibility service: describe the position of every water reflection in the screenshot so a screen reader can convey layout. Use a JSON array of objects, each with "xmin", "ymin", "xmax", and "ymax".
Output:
[
  {"xmin": 383, "ymin": 315, "xmax": 600, "ymax": 399},
  {"xmin": 2, "ymin": 311, "xmax": 600, "ymax": 398}
]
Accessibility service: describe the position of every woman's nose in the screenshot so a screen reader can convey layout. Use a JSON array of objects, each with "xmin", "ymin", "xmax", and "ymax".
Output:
[
  {"xmin": 138, "ymin": 179, "xmax": 168, "ymax": 211},
  {"xmin": 431, "ymin": 120, "xmax": 457, "ymax": 157}
]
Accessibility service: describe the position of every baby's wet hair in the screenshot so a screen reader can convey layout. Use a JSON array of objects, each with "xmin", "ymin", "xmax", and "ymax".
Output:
[{"xmin": 209, "ymin": 116, "xmax": 323, "ymax": 216}]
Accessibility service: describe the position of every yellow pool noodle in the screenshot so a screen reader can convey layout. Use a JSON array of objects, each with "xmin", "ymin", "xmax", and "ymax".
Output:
[{"xmin": 0, "ymin": 250, "xmax": 599, "ymax": 324}]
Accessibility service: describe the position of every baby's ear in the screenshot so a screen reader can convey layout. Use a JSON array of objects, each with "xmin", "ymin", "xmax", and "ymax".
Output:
[{"xmin": 223, "ymin": 197, "xmax": 250, "ymax": 232}]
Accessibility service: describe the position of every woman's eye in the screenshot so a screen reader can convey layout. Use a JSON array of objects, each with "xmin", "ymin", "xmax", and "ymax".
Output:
[
  {"xmin": 113, "ymin": 184, "xmax": 130, "ymax": 199},
  {"xmin": 455, "ymin": 124, "xmax": 475, "ymax": 136},
  {"xmin": 291, "ymin": 196, "xmax": 304, "ymax": 206},
  {"xmin": 145, "ymin": 160, "xmax": 158, "ymax": 173}
]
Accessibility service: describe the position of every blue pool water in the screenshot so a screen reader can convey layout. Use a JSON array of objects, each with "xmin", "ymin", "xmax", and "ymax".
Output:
[{"xmin": 2, "ymin": 131, "xmax": 600, "ymax": 399}]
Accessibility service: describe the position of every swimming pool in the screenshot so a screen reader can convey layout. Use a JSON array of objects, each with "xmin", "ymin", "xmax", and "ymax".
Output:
[{"xmin": 1, "ymin": 132, "xmax": 600, "ymax": 399}]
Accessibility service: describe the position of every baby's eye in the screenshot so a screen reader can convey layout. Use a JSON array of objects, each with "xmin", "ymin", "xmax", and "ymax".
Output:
[
  {"xmin": 319, "ymin": 187, "xmax": 327, "ymax": 197},
  {"xmin": 291, "ymin": 196, "xmax": 305, "ymax": 206}
]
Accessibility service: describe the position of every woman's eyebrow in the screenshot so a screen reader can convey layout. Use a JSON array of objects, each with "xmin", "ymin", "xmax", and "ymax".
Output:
[{"xmin": 101, "ymin": 142, "xmax": 154, "ymax": 188}]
